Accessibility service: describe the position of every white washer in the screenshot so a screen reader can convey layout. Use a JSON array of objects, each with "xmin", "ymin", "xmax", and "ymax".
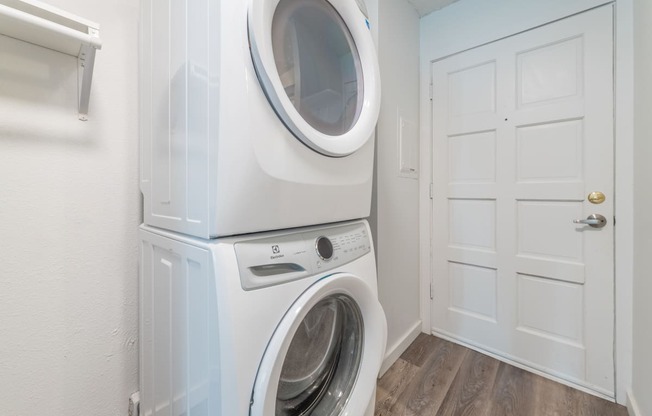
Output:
[
  {"xmin": 140, "ymin": 0, "xmax": 381, "ymax": 238},
  {"xmin": 139, "ymin": 220, "xmax": 387, "ymax": 415}
]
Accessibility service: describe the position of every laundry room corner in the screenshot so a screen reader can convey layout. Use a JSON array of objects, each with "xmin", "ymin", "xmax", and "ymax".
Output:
[
  {"xmin": 372, "ymin": 0, "xmax": 422, "ymax": 375},
  {"xmin": 0, "ymin": 0, "xmax": 141, "ymax": 414}
]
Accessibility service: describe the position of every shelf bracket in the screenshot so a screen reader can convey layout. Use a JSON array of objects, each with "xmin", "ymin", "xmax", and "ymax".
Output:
[
  {"xmin": 0, "ymin": 0, "xmax": 103, "ymax": 121},
  {"xmin": 78, "ymin": 29, "xmax": 99, "ymax": 121}
]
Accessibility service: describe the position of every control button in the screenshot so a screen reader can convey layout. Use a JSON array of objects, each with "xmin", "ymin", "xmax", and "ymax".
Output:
[{"xmin": 316, "ymin": 236, "xmax": 334, "ymax": 261}]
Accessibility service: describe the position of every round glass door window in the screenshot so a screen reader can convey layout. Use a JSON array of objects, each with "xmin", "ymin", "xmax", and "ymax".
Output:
[
  {"xmin": 275, "ymin": 294, "xmax": 363, "ymax": 415},
  {"xmin": 271, "ymin": 0, "xmax": 364, "ymax": 137}
]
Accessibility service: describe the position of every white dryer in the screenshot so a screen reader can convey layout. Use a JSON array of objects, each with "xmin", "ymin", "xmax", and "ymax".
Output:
[
  {"xmin": 140, "ymin": 0, "xmax": 381, "ymax": 238},
  {"xmin": 139, "ymin": 220, "xmax": 387, "ymax": 415}
]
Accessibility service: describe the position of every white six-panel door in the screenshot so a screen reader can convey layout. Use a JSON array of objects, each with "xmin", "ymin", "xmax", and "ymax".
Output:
[{"xmin": 430, "ymin": 6, "xmax": 614, "ymax": 396}]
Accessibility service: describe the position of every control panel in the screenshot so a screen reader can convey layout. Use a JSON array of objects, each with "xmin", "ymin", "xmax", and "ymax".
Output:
[{"xmin": 235, "ymin": 222, "xmax": 372, "ymax": 290}]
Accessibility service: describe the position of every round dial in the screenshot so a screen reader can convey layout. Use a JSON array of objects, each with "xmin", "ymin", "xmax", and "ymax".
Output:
[{"xmin": 316, "ymin": 236, "xmax": 334, "ymax": 261}]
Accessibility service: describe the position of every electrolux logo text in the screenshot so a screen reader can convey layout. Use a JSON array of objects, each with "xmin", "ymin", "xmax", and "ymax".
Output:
[{"xmin": 270, "ymin": 245, "xmax": 284, "ymax": 260}]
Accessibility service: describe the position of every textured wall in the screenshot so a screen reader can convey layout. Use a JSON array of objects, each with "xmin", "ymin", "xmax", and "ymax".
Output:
[
  {"xmin": 375, "ymin": 0, "xmax": 422, "ymax": 371},
  {"xmin": 0, "ymin": 0, "xmax": 140, "ymax": 414}
]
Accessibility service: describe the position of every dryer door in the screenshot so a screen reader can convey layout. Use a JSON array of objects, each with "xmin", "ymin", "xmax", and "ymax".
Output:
[
  {"xmin": 250, "ymin": 273, "xmax": 386, "ymax": 415},
  {"xmin": 248, "ymin": 0, "xmax": 381, "ymax": 157}
]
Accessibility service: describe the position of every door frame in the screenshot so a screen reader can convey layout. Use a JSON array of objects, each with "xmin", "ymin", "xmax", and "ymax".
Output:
[{"xmin": 418, "ymin": 0, "xmax": 634, "ymax": 404}]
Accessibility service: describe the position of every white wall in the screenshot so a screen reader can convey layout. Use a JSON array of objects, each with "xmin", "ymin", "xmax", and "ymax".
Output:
[
  {"xmin": 375, "ymin": 0, "xmax": 422, "ymax": 373},
  {"xmin": 631, "ymin": 0, "xmax": 652, "ymax": 413},
  {"xmin": 0, "ymin": 0, "xmax": 140, "ymax": 414},
  {"xmin": 419, "ymin": 0, "xmax": 634, "ymax": 404}
]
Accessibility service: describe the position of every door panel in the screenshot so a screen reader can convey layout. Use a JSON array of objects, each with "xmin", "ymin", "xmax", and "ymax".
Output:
[{"xmin": 430, "ymin": 6, "xmax": 614, "ymax": 395}]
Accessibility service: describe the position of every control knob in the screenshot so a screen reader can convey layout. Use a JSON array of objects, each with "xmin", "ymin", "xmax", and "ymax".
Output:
[{"xmin": 316, "ymin": 236, "xmax": 334, "ymax": 261}]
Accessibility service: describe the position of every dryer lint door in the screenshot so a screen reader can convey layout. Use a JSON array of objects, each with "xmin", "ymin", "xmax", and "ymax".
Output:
[
  {"xmin": 248, "ymin": 0, "xmax": 381, "ymax": 157},
  {"xmin": 250, "ymin": 273, "xmax": 386, "ymax": 415}
]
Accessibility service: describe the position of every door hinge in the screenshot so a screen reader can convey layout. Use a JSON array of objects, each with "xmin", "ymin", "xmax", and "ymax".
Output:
[
  {"xmin": 429, "ymin": 183, "xmax": 434, "ymax": 199},
  {"xmin": 429, "ymin": 83, "xmax": 433, "ymax": 101},
  {"xmin": 429, "ymin": 282, "xmax": 434, "ymax": 300},
  {"xmin": 613, "ymin": 216, "xmax": 616, "ymax": 226}
]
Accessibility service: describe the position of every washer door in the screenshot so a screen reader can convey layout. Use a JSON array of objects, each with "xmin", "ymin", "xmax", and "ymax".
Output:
[
  {"xmin": 250, "ymin": 273, "xmax": 386, "ymax": 415},
  {"xmin": 248, "ymin": 0, "xmax": 381, "ymax": 157}
]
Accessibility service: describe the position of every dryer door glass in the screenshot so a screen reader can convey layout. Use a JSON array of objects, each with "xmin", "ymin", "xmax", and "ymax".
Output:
[
  {"xmin": 275, "ymin": 294, "xmax": 363, "ymax": 415},
  {"xmin": 271, "ymin": 0, "xmax": 363, "ymax": 137}
]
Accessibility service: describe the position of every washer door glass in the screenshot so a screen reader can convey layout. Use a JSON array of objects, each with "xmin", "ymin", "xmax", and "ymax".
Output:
[
  {"xmin": 276, "ymin": 294, "xmax": 363, "ymax": 415},
  {"xmin": 272, "ymin": 0, "xmax": 363, "ymax": 137}
]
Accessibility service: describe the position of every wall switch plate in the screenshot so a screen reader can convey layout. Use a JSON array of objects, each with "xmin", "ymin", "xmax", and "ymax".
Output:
[{"xmin": 398, "ymin": 112, "xmax": 419, "ymax": 179}]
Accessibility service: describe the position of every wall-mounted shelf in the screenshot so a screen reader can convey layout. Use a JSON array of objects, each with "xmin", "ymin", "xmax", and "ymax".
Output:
[{"xmin": 0, "ymin": 0, "xmax": 102, "ymax": 120}]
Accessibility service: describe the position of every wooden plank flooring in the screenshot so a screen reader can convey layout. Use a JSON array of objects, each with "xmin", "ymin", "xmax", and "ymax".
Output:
[{"xmin": 375, "ymin": 334, "xmax": 628, "ymax": 416}]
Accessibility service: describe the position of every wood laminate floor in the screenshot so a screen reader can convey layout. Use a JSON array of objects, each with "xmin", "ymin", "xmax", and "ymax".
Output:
[{"xmin": 375, "ymin": 334, "xmax": 628, "ymax": 416}]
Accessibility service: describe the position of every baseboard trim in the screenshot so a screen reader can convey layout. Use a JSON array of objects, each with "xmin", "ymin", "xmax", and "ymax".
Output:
[
  {"xmin": 627, "ymin": 391, "xmax": 642, "ymax": 416},
  {"xmin": 379, "ymin": 321, "xmax": 422, "ymax": 377}
]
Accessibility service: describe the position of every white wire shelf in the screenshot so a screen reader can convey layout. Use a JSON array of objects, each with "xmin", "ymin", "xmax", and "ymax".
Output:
[{"xmin": 0, "ymin": 0, "xmax": 102, "ymax": 120}]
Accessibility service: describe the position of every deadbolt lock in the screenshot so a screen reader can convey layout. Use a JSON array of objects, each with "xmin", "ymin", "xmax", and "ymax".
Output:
[{"xmin": 588, "ymin": 192, "xmax": 606, "ymax": 204}]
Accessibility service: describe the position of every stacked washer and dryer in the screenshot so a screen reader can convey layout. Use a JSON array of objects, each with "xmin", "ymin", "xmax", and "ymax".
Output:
[{"xmin": 138, "ymin": 0, "xmax": 386, "ymax": 415}]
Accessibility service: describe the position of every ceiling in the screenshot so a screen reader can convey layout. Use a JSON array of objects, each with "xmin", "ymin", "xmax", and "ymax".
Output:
[{"xmin": 405, "ymin": 0, "xmax": 460, "ymax": 17}]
